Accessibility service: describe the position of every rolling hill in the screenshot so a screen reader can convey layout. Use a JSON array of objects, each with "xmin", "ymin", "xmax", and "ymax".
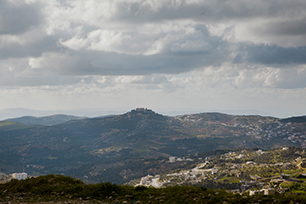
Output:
[
  {"xmin": 5, "ymin": 114, "xmax": 83, "ymax": 126},
  {"xmin": 0, "ymin": 108, "xmax": 305, "ymax": 184}
]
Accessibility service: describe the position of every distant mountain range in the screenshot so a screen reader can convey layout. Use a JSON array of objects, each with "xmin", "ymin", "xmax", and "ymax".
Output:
[
  {"xmin": 0, "ymin": 108, "xmax": 129, "ymax": 121},
  {"xmin": 0, "ymin": 108, "xmax": 305, "ymax": 184},
  {"xmin": 280, "ymin": 115, "xmax": 306, "ymax": 123},
  {"xmin": 0, "ymin": 107, "xmax": 275, "ymax": 121},
  {"xmin": 5, "ymin": 114, "xmax": 83, "ymax": 126}
]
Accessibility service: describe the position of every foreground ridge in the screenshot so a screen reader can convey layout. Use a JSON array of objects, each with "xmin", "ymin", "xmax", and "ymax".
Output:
[{"xmin": 1, "ymin": 174, "xmax": 306, "ymax": 203}]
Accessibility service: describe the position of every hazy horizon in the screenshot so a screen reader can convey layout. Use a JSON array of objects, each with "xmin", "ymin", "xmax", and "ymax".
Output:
[{"xmin": 0, "ymin": 107, "xmax": 303, "ymax": 121}]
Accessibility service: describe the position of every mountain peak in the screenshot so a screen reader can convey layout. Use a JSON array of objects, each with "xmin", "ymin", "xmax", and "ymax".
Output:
[
  {"xmin": 122, "ymin": 108, "xmax": 165, "ymax": 121},
  {"xmin": 132, "ymin": 108, "xmax": 154, "ymax": 113}
]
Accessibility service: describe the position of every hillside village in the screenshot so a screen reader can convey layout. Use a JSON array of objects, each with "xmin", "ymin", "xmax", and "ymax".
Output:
[
  {"xmin": 0, "ymin": 172, "xmax": 27, "ymax": 183},
  {"xmin": 136, "ymin": 147, "xmax": 306, "ymax": 195},
  {"xmin": 3, "ymin": 147, "xmax": 306, "ymax": 196},
  {"xmin": 176, "ymin": 113, "xmax": 306, "ymax": 148}
]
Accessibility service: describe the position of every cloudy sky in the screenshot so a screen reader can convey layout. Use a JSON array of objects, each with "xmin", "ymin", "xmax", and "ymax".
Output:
[{"xmin": 1, "ymin": 0, "xmax": 306, "ymax": 118}]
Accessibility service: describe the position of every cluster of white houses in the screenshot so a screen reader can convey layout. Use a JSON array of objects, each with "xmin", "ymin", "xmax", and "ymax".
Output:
[
  {"xmin": 0, "ymin": 172, "xmax": 27, "ymax": 183},
  {"xmin": 169, "ymin": 156, "xmax": 194, "ymax": 163},
  {"xmin": 12, "ymin": 172, "xmax": 27, "ymax": 180}
]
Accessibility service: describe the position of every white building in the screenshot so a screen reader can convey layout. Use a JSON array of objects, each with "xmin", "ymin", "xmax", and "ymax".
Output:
[
  {"xmin": 237, "ymin": 154, "xmax": 245, "ymax": 158},
  {"xmin": 138, "ymin": 175, "xmax": 153, "ymax": 186},
  {"xmin": 264, "ymin": 188, "xmax": 275, "ymax": 195},
  {"xmin": 12, "ymin": 173, "xmax": 27, "ymax": 180},
  {"xmin": 169, "ymin": 157, "xmax": 176, "ymax": 163},
  {"xmin": 249, "ymin": 190, "xmax": 264, "ymax": 196}
]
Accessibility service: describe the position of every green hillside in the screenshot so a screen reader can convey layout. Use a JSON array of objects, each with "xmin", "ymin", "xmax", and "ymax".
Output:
[
  {"xmin": 129, "ymin": 147, "xmax": 306, "ymax": 190},
  {"xmin": 0, "ymin": 121, "xmax": 32, "ymax": 131},
  {"xmin": 0, "ymin": 108, "xmax": 305, "ymax": 184},
  {"xmin": 5, "ymin": 114, "xmax": 83, "ymax": 125},
  {"xmin": 280, "ymin": 116, "xmax": 306, "ymax": 123}
]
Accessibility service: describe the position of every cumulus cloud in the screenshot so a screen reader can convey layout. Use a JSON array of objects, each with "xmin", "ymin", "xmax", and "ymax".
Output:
[
  {"xmin": 0, "ymin": 0, "xmax": 42, "ymax": 35},
  {"xmin": 1, "ymin": 0, "xmax": 306, "ymax": 92},
  {"xmin": 28, "ymin": 29, "xmax": 229, "ymax": 76},
  {"xmin": 191, "ymin": 65, "xmax": 306, "ymax": 90}
]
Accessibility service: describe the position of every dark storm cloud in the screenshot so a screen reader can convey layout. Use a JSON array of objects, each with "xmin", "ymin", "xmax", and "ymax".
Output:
[
  {"xmin": 1, "ymin": 0, "xmax": 306, "ymax": 88},
  {"xmin": 35, "ymin": 25, "xmax": 230, "ymax": 76},
  {"xmin": 0, "ymin": 1, "xmax": 42, "ymax": 35},
  {"xmin": 50, "ymin": 45, "xmax": 229, "ymax": 76},
  {"xmin": 238, "ymin": 43, "xmax": 306, "ymax": 65},
  {"xmin": 0, "ymin": 36, "xmax": 60, "ymax": 59},
  {"xmin": 256, "ymin": 19, "xmax": 306, "ymax": 36},
  {"xmin": 109, "ymin": 0, "xmax": 305, "ymax": 24}
]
